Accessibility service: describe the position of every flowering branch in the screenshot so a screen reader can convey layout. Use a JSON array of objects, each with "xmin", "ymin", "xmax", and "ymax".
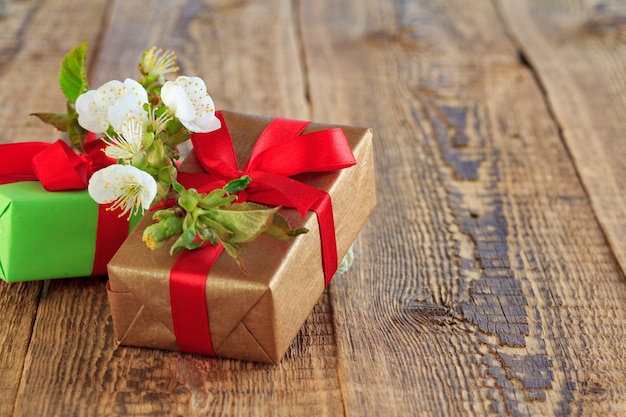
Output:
[
  {"xmin": 143, "ymin": 177, "xmax": 308, "ymax": 272},
  {"xmin": 34, "ymin": 43, "xmax": 308, "ymax": 269}
]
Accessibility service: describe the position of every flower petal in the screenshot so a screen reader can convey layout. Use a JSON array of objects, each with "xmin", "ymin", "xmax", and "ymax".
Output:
[
  {"xmin": 94, "ymin": 80, "xmax": 125, "ymax": 108},
  {"xmin": 88, "ymin": 164, "xmax": 157, "ymax": 217},
  {"xmin": 76, "ymin": 90, "xmax": 110, "ymax": 133},
  {"xmin": 75, "ymin": 79, "xmax": 148, "ymax": 134},
  {"xmin": 121, "ymin": 78, "xmax": 149, "ymax": 105},
  {"xmin": 88, "ymin": 165, "xmax": 120, "ymax": 204},
  {"xmin": 108, "ymin": 93, "xmax": 149, "ymax": 132},
  {"xmin": 180, "ymin": 112, "xmax": 221, "ymax": 133},
  {"xmin": 161, "ymin": 76, "xmax": 220, "ymax": 133},
  {"xmin": 161, "ymin": 82, "xmax": 196, "ymax": 121}
]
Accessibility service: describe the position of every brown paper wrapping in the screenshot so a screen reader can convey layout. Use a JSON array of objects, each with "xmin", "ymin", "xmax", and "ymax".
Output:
[{"xmin": 107, "ymin": 111, "xmax": 376, "ymax": 363}]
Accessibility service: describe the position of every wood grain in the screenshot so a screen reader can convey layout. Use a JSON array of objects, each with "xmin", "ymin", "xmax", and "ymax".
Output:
[
  {"xmin": 13, "ymin": 278, "xmax": 343, "ymax": 416},
  {"xmin": 2, "ymin": 0, "xmax": 626, "ymax": 415},
  {"xmin": 10, "ymin": 0, "xmax": 343, "ymax": 416},
  {"xmin": 0, "ymin": 281, "xmax": 40, "ymax": 417},
  {"xmin": 299, "ymin": 0, "xmax": 626, "ymax": 415},
  {"xmin": 497, "ymin": 0, "xmax": 626, "ymax": 277},
  {"xmin": 0, "ymin": 1, "xmax": 109, "ymax": 416},
  {"xmin": 0, "ymin": 0, "xmax": 109, "ymax": 143}
]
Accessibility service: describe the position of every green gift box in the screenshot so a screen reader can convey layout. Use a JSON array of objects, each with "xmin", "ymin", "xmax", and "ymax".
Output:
[{"xmin": 0, "ymin": 181, "xmax": 138, "ymax": 283}]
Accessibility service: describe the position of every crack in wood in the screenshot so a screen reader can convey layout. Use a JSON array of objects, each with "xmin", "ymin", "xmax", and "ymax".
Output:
[
  {"xmin": 291, "ymin": 0, "xmax": 312, "ymax": 115},
  {"xmin": 413, "ymin": 76, "xmax": 559, "ymax": 415}
]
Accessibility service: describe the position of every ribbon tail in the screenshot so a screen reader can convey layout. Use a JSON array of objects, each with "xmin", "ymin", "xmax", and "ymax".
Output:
[
  {"xmin": 170, "ymin": 244, "xmax": 223, "ymax": 355},
  {"xmin": 310, "ymin": 192, "xmax": 338, "ymax": 286}
]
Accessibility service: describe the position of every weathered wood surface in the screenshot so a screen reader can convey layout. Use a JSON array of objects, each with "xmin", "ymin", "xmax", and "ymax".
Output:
[
  {"xmin": 498, "ymin": 0, "xmax": 626, "ymax": 293},
  {"xmin": 1, "ymin": 0, "xmax": 625, "ymax": 416}
]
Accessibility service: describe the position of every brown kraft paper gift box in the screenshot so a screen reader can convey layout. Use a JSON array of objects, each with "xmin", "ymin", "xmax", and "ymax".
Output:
[{"xmin": 106, "ymin": 111, "xmax": 376, "ymax": 364}]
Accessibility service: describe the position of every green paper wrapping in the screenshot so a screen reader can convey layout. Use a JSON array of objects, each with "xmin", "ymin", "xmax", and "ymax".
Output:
[{"xmin": 0, "ymin": 181, "xmax": 138, "ymax": 283}]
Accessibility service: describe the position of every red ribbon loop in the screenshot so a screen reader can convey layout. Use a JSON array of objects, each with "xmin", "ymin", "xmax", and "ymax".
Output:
[
  {"xmin": 0, "ymin": 142, "xmax": 50, "ymax": 184},
  {"xmin": 0, "ymin": 135, "xmax": 110, "ymax": 191},
  {"xmin": 33, "ymin": 140, "xmax": 91, "ymax": 190},
  {"xmin": 170, "ymin": 111, "xmax": 357, "ymax": 354}
]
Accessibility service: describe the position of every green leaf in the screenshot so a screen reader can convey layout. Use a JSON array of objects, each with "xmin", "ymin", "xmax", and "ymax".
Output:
[
  {"xmin": 170, "ymin": 229, "xmax": 198, "ymax": 254},
  {"xmin": 178, "ymin": 188, "xmax": 199, "ymax": 212},
  {"xmin": 59, "ymin": 41, "xmax": 89, "ymax": 102},
  {"xmin": 222, "ymin": 176, "xmax": 251, "ymax": 194},
  {"xmin": 206, "ymin": 202, "xmax": 279, "ymax": 243},
  {"xmin": 66, "ymin": 117, "xmax": 88, "ymax": 153},
  {"xmin": 198, "ymin": 188, "xmax": 237, "ymax": 209},
  {"xmin": 182, "ymin": 212, "xmax": 196, "ymax": 230},
  {"xmin": 198, "ymin": 215, "xmax": 232, "ymax": 242},
  {"xmin": 30, "ymin": 112, "xmax": 72, "ymax": 132},
  {"xmin": 172, "ymin": 182, "xmax": 186, "ymax": 195},
  {"xmin": 141, "ymin": 131, "xmax": 155, "ymax": 149},
  {"xmin": 195, "ymin": 223, "xmax": 219, "ymax": 245},
  {"xmin": 263, "ymin": 213, "xmax": 309, "ymax": 240}
]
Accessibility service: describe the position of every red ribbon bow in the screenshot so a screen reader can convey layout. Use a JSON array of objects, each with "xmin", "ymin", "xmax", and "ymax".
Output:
[
  {"xmin": 0, "ymin": 136, "xmax": 129, "ymax": 275},
  {"xmin": 170, "ymin": 111, "xmax": 357, "ymax": 355}
]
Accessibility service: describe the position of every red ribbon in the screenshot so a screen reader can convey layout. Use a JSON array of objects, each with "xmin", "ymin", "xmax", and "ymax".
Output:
[
  {"xmin": 0, "ymin": 135, "xmax": 111, "ymax": 190},
  {"xmin": 170, "ymin": 112, "xmax": 356, "ymax": 354},
  {"xmin": 0, "ymin": 137, "xmax": 127, "ymax": 275}
]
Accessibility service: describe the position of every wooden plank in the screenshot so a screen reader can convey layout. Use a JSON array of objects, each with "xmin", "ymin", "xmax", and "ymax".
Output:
[
  {"xmin": 0, "ymin": 282, "xmax": 40, "ymax": 417},
  {"xmin": 497, "ymin": 0, "xmax": 626, "ymax": 277},
  {"xmin": 91, "ymin": 0, "xmax": 309, "ymax": 121},
  {"xmin": 0, "ymin": 0, "xmax": 109, "ymax": 143},
  {"xmin": 6, "ymin": 0, "xmax": 626, "ymax": 415},
  {"xmin": 11, "ymin": 0, "xmax": 343, "ymax": 415},
  {"xmin": 14, "ymin": 278, "xmax": 342, "ymax": 416},
  {"xmin": 0, "ymin": 1, "xmax": 109, "ymax": 416},
  {"xmin": 299, "ymin": 0, "xmax": 626, "ymax": 415}
]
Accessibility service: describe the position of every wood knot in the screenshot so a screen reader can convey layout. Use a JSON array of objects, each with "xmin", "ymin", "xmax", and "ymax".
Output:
[
  {"xmin": 580, "ymin": 3, "xmax": 626, "ymax": 39},
  {"xmin": 364, "ymin": 26, "xmax": 428, "ymax": 51},
  {"xmin": 406, "ymin": 300, "xmax": 458, "ymax": 326},
  {"xmin": 580, "ymin": 380, "xmax": 610, "ymax": 399}
]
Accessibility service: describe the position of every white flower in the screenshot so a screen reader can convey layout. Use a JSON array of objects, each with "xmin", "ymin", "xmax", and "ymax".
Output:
[
  {"xmin": 103, "ymin": 118, "xmax": 144, "ymax": 160},
  {"xmin": 88, "ymin": 164, "xmax": 157, "ymax": 218},
  {"xmin": 140, "ymin": 46, "xmax": 179, "ymax": 83},
  {"xmin": 76, "ymin": 79, "xmax": 148, "ymax": 133},
  {"xmin": 161, "ymin": 76, "xmax": 221, "ymax": 133}
]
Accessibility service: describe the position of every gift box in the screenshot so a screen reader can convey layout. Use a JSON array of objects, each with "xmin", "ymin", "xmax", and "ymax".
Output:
[
  {"xmin": 106, "ymin": 111, "xmax": 375, "ymax": 363},
  {"xmin": 0, "ymin": 181, "xmax": 139, "ymax": 282},
  {"xmin": 0, "ymin": 140, "xmax": 140, "ymax": 283}
]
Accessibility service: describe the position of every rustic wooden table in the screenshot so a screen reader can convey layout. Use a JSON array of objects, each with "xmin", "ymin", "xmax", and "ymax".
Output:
[{"xmin": 2, "ymin": 0, "xmax": 626, "ymax": 415}]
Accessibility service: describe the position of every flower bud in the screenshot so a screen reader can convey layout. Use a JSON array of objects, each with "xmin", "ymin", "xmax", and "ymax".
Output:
[{"xmin": 142, "ymin": 213, "xmax": 183, "ymax": 249}]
